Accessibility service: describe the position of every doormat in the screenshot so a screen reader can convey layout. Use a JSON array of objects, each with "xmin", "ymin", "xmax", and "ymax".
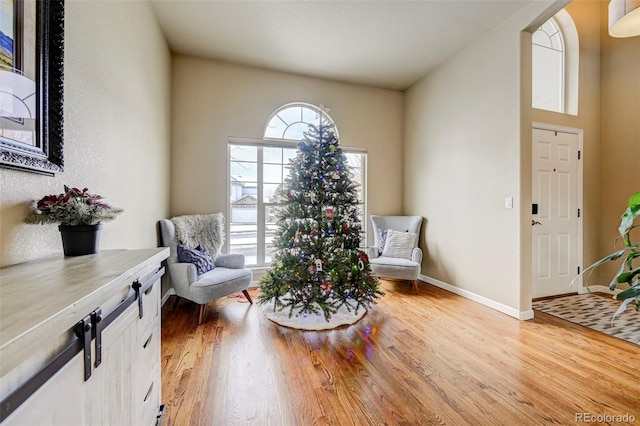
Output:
[{"xmin": 533, "ymin": 294, "xmax": 639, "ymax": 345}]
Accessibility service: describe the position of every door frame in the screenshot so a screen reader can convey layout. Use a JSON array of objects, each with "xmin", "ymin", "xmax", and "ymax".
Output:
[{"xmin": 532, "ymin": 122, "xmax": 584, "ymax": 294}]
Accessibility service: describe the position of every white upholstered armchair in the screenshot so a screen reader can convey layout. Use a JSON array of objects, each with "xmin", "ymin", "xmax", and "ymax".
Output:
[
  {"xmin": 367, "ymin": 215, "xmax": 423, "ymax": 294},
  {"xmin": 159, "ymin": 216, "xmax": 253, "ymax": 324}
]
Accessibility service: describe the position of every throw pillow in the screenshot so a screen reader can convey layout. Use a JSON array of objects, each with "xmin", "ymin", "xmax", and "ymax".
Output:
[
  {"xmin": 377, "ymin": 228, "xmax": 388, "ymax": 255},
  {"xmin": 381, "ymin": 229, "xmax": 417, "ymax": 259},
  {"xmin": 177, "ymin": 244, "xmax": 215, "ymax": 275}
]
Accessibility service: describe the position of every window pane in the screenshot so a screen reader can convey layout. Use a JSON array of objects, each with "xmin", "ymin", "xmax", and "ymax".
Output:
[
  {"xmin": 302, "ymin": 107, "xmax": 319, "ymax": 126},
  {"xmin": 230, "ymin": 205, "xmax": 257, "ymax": 224},
  {"xmin": 277, "ymin": 107, "xmax": 302, "ymax": 125},
  {"xmin": 264, "ymin": 147, "xmax": 283, "ymax": 164},
  {"xmin": 284, "ymin": 123, "xmax": 310, "ymax": 141},
  {"xmin": 532, "ymin": 46, "xmax": 563, "ymax": 112},
  {"xmin": 283, "ymin": 148, "xmax": 297, "ymax": 163},
  {"xmin": 264, "ymin": 164, "xmax": 283, "ymax": 183},
  {"xmin": 532, "ymin": 16, "xmax": 564, "ymax": 114},
  {"xmin": 356, "ymin": 204, "xmax": 366, "ymax": 247},
  {"xmin": 354, "ymin": 182, "xmax": 363, "ymax": 203},
  {"xmin": 350, "ymin": 167, "xmax": 362, "ymax": 183},
  {"xmin": 230, "ymin": 183, "xmax": 244, "ymax": 202},
  {"xmin": 346, "ymin": 153, "xmax": 363, "ymax": 168},
  {"xmin": 265, "ymin": 246, "xmax": 276, "ymax": 264},
  {"xmin": 265, "ymin": 116, "xmax": 287, "ymax": 139},
  {"xmin": 532, "ymin": 30, "xmax": 550, "ymax": 48},
  {"xmin": 230, "ymin": 145, "xmax": 256, "ymax": 162},
  {"xmin": 229, "ymin": 218, "xmax": 257, "ymax": 265},
  {"xmin": 265, "ymin": 205, "xmax": 281, "ymax": 226},
  {"xmin": 550, "ymin": 33, "xmax": 563, "ymax": 51},
  {"xmin": 231, "ymin": 245, "xmax": 257, "ymax": 266},
  {"xmin": 230, "ymin": 161, "xmax": 257, "ymax": 182},
  {"xmin": 264, "ymin": 184, "xmax": 283, "ymax": 202},
  {"xmin": 265, "ymin": 205, "xmax": 281, "ymax": 263}
]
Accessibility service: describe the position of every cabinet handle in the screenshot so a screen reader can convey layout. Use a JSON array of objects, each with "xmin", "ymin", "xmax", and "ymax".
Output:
[
  {"xmin": 143, "ymin": 332, "xmax": 153, "ymax": 349},
  {"xmin": 144, "ymin": 282, "xmax": 154, "ymax": 295},
  {"xmin": 144, "ymin": 382, "xmax": 154, "ymax": 403},
  {"xmin": 75, "ymin": 315, "xmax": 93, "ymax": 381}
]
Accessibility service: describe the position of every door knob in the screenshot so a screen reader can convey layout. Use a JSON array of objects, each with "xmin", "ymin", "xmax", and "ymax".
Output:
[{"xmin": 532, "ymin": 220, "xmax": 542, "ymax": 226}]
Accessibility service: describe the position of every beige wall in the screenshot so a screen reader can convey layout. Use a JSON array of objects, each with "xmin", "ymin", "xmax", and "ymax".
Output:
[
  {"xmin": 404, "ymin": 1, "xmax": 559, "ymax": 314},
  {"xmin": 531, "ymin": 0, "xmax": 602, "ymax": 279},
  {"xmin": 598, "ymin": 1, "xmax": 640, "ymax": 285},
  {"xmin": 170, "ymin": 56, "xmax": 404, "ymax": 246},
  {"xmin": 0, "ymin": 1, "xmax": 171, "ymax": 267}
]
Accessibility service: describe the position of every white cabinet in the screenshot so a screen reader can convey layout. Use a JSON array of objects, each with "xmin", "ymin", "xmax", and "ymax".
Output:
[{"xmin": 0, "ymin": 249, "xmax": 168, "ymax": 426}]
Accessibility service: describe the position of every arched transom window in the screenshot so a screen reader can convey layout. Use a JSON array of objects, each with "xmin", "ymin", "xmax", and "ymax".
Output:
[
  {"xmin": 532, "ymin": 10, "xmax": 579, "ymax": 115},
  {"xmin": 532, "ymin": 18, "xmax": 565, "ymax": 113},
  {"xmin": 264, "ymin": 103, "xmax": 338, "ymax": 141}
]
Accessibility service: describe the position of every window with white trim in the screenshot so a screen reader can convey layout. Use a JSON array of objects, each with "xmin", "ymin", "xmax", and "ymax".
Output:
[
  {"xmin": 532, "ymin": 10, "xmax": 579, "ymax": 115},
  {"xmin": 532, "ymin": 17, "xmax": 565, "ymax": 113},
  {"xmin": 228, "ymin": 103, "xmax": 367, "ymax": 267}
]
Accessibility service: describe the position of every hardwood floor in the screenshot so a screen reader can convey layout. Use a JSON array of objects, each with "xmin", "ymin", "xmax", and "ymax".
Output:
[{"xmin": 161, "ymin": 280, "xmax": 640, "ymax": 425}]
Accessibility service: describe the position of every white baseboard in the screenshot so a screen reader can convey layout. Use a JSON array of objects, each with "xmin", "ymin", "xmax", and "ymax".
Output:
[
  {"xmin": 419, "ymin": 274, "xmax": 534, "ymax": 320},
  {"xmin": 161, "ymin": 288, "xmax": 175, "ymax": 306}
]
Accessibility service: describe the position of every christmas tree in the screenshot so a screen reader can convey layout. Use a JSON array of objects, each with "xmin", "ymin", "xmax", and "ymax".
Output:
[{"xmin": 259, "ymin": 122, "xmax": 382, "ymax": 322}]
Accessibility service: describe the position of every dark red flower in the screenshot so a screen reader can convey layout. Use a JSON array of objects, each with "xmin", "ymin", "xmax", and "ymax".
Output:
[{"xmin": 36, "ymin": 195, "xmax": 59, "ymax": 211}]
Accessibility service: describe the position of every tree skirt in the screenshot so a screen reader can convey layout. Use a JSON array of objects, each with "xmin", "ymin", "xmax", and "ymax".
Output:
[{"xmin": 262, "ymin": 300, "xmax": 366, "ymax": 331}]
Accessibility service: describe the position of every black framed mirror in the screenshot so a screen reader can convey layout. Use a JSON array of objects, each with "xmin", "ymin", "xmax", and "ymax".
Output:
[{"xmin": 0, "ymin": 0, "xmax": 64, "ymax": 176}]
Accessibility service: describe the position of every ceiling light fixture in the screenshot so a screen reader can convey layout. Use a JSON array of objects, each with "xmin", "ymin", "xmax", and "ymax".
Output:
[{"xmin": 609, "ymin": 0, "xmax": 640, "ymax": 38}]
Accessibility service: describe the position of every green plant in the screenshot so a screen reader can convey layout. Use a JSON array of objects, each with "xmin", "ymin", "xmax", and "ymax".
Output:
[
  {"xmin": 573, "ymin": 191, "xmax": 640, "ymax": 319},
  {"xmin": 26, "ymin": 185, "xmax": 123, "ymax": 226}
]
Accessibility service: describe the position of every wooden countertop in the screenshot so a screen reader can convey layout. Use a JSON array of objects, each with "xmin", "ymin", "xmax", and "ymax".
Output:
[{"xmin": 0, "ymin": 248, "xmax": 169, "ymax": 375}]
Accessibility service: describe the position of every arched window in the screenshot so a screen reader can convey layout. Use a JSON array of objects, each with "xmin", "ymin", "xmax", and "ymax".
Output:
[
  {"xmin": 532, "ymin": 18, "xmax": 565, "ymax": 112},
  {"xmin": 264, "ymin": 103, "xmax": 338, "ymax": 140},
  {"xmin": 532, "ymin": 10, "xmax": 579, "ymax": 115},
  {"xmin": 227, "ymin": 103, "xmax": 366, "ymax": 267}
]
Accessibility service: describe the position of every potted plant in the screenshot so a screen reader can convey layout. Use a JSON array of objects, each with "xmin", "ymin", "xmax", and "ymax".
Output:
[
  {"xmin": 26, "ymin": 186, "xmax": 123, "ymax": 256},
  {"xmin": 573, "ymin": 191, "xmax": 639, "ymax": 319}
]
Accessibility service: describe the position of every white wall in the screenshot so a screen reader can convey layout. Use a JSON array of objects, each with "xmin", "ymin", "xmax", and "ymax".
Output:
[
  {"xmin": 0, "ymin": 0, "xmax": 171, "ymax": 267},
  {"xmin": 404, "ymin": 1, "xmax": 559, "ymax": 315},
  {"xmin": 170, "ymin": 56, "xmax": 404, "ymax": 247}
]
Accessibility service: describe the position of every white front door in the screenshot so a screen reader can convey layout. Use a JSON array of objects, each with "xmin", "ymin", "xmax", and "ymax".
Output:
[{"xmin": 532, "ymin": 127, "xmax": 581, "ymax": 298}]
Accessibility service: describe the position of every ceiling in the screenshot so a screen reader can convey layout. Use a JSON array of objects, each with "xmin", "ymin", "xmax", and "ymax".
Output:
[{"xmin": 150, "ymin": 0, "xmax": 536, "ymax": 91}]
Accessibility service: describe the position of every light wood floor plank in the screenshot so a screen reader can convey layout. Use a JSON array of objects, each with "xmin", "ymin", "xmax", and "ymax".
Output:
[{"xmin": 161, "ymin": 280, "xmax": 640, "ymax": 425}]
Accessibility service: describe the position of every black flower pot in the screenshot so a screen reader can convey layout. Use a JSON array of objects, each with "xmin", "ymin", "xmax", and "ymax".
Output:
[{"xmin": 58, "ymin": 223, "xmax": 103, "ymax": 256}]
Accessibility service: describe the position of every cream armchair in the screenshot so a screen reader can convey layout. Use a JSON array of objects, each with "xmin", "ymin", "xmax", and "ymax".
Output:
[{"xmin": 367, "ymin": 215, "xmax": 423, "ymax": 294}]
